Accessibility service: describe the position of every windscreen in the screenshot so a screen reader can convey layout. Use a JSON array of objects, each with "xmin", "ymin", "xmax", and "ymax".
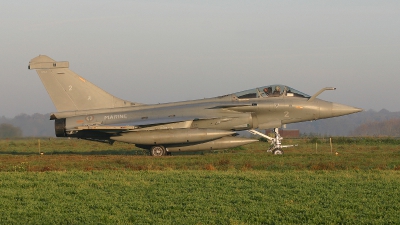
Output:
[{"xmin": 233, "ymin": 85, "xmax": 311, "ymax": 99}]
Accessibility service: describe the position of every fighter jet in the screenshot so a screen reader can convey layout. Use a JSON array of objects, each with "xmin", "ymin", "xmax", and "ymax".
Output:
[{"xmin": 28, "ymin": 55, "xmax": 362, "ymax": 155}]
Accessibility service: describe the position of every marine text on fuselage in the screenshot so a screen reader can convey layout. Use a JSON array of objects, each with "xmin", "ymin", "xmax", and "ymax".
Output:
[{"xmin": 104, "ymin": 114, "xmax": 128, "ymax": 120}]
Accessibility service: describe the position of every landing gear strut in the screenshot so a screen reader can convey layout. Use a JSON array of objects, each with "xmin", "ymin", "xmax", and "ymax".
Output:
[{"xmin": 248, "ymin": 128, "xmax": 297, "ymax": 155}]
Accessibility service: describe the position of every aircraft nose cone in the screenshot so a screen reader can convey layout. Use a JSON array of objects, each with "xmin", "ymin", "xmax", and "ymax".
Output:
[{"xmin": 331, "ymin": 103, "xmax": 363, "ymax": 117}]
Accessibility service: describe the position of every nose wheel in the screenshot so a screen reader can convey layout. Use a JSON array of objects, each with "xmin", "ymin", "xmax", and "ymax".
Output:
[{"xmin": 272, "ymin": 148, "xmax": 284, "ymax": 155}]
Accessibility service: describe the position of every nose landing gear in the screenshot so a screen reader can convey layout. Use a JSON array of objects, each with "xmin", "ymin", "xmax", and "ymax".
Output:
[{"xmin": 248, "ymin": 128, "xmax": 297, "ymax": 155}]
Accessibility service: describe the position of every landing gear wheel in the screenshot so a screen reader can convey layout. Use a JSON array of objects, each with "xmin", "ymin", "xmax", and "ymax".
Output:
[
  {"xmin": 150, "ymin": 146, "xmax": 166, "ymax": 156},
  {"xmin": 273, "ymin": 149, "xmax": 284, "ymax": 155}
]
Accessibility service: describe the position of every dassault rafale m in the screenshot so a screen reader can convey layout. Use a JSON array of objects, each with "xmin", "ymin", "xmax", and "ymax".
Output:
[{"xmin": 29, "ymin": 55, "xmax": 362, "ymax": 156}]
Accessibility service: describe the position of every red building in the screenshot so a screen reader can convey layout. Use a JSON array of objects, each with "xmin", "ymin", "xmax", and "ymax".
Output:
[{"xmin": 265, "ymin": 129, "xmax": 300, "ymax": 138}]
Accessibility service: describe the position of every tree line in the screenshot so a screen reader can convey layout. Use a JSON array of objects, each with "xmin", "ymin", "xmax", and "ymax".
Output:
[
  {"xmin": 0, "ymin": 113, "xmax": 53, "ymax": 137},
  {"xmin": 283, "ymin": 109, "xmax": 400, "ymax": 137},
  {"xmin": 0, "ymin": 123, "xmax": 22, "ymax": 138},
  {"xmin": 351, "ymin": 118, "xmax": 400, "ymax": 137}
]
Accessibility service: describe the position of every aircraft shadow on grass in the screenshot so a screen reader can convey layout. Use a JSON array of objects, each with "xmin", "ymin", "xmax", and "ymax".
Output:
[
  {"xmin": 0, "ymin": 149, "xmax": 146, "ymax": 156},
  {"xmin": 0, "ymin": 149, "xmax": 209, "ymax": 156}
]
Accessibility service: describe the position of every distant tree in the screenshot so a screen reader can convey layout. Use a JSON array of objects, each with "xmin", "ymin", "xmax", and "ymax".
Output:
[
  {"xmin": 0, "ymin": 123, "xmax": 23, "ymax": 138},
  {"xmin": 1, "ymin": 113, "xmax": 54, "ymax": 137},
  {"xmin": 351, "ymin": 118, "xmax": 400, "ymax": 137}
]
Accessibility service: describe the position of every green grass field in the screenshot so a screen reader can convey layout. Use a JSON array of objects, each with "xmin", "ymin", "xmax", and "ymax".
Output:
[{"xmin": 0, "ymin": 138, "xmax": 399, "ymax": 224}]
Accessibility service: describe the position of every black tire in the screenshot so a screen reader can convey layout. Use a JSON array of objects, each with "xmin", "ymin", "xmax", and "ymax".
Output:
[
  {"xmin": 150, "ymin": 145, "xmax": 166, "ymax": 156},
  {"xmin": 273, "ymin": 149, "xmax": 284, "ymax": 155}
]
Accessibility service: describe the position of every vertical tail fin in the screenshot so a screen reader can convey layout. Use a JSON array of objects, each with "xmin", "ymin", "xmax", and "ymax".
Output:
[{"xmin": 29, "ymin": 55, "xmax": 141, "ymax": 112}]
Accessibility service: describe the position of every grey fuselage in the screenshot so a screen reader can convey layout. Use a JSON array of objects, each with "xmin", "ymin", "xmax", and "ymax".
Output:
[{"xmin": 55, "ymin": 93, "xmax": 349, "ymax": 133}]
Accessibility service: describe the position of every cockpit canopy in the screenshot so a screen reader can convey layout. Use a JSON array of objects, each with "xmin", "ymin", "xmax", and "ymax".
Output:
[{"xmin": 233, "ymin": 85, "xmax": 311, "ymax": 99}]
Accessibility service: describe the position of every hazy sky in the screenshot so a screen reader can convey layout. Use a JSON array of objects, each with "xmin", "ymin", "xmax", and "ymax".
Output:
[{"xmin": 1, "ymin": 1, "xmax": 399, "ymax": 117}]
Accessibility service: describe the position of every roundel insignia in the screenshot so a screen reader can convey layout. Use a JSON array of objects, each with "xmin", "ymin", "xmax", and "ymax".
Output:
[{"xmin": 86, "ymin": 115, "xmax": 94, "ymax": 122}]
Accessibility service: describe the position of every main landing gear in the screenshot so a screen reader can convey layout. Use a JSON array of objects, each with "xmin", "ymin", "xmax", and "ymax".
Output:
[
  {"xmin": 149, "ymin": 145, "xmax": 172, "ymax": 156},
  {"xmin": 150, "ymin": 145, "xmax": 166, "ymax": 156},
  {"xmin": 248, "ymin": 128, "xmax": 297, "ymax": 155}
]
